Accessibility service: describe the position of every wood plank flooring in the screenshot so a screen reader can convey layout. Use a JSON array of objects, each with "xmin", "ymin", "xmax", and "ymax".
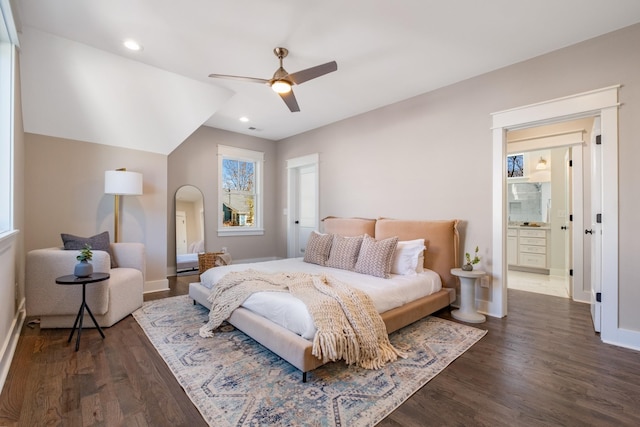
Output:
[{"xmin": 2, "ymin": 275, "xmax": 639, "ymax": 426}]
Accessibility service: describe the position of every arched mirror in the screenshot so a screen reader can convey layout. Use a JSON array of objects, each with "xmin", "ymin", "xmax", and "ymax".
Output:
[{"xmin": 175, "ymin": 185, "xmax": 205, "ymax": 274}]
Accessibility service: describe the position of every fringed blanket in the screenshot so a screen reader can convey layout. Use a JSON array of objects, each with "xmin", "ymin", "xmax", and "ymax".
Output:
[{"xmin": 199, "ymin": 270, "xmax": 405, "ymax": 370}]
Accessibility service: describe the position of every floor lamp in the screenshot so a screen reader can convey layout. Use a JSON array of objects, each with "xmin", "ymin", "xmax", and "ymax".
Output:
[{"xmin": 104, "ymin": 168, "xmax": 143, "ymax": 243}]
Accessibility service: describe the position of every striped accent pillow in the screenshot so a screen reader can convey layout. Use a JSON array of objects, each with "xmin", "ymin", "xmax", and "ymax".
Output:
[
  {"xmin": 326, "ymin": 235, "xmax": 364, "ymax": 271},
  {"xmin": 303, "ymin": 231, "xmax": 333, "ymax": 266},
  {"xmin": 354, "ymin": 234, "xmax": 399, "ymax": 278}
]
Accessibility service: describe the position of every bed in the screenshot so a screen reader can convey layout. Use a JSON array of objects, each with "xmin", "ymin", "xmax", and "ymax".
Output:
[
  {"xmin": 176, "ymin": 240, "xmax": 204, "ymax": 273},
  {"xmin": 189, "ymin": 217, "xmax": 459, "ymax": 381}
]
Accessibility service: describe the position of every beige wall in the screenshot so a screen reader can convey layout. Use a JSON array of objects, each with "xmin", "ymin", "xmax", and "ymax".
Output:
[
  {"xmin": 23, "ymin": 134, "xmax": 168, "ymax": 289},
  {"xmin": 276, "ymin": 23, "xmax": 640, "ymax": 332},
  {"xmin": 167, "ymin": 126, "xmax": 278, "ymax": 271}
]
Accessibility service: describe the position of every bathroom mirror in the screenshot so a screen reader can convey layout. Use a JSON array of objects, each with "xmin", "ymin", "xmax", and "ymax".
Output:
[
  {"xmin": 508, "ymin": 181, "xmax": 551, "ymax": 224},
  {"xmin": 175, "ymin": 185, "xmax": 205, "ymax": 274}
]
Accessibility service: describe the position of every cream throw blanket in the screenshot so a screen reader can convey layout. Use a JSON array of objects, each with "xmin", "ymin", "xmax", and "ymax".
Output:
[{"xmin": 199, "ymin": 270, "xmax": 405, "ymax": 369}]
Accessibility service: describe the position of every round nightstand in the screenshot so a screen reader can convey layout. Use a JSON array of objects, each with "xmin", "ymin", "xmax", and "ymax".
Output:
[{"xmin": 450, "ymin": 268, "xmax": 486, "ymax": 323}]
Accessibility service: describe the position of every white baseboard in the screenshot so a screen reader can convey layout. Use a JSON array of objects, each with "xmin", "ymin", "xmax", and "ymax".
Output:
[
  {"xmin": 0, "ymin": 298, "xmax": 26, "ymax": 395},
  {"xmin": 144, "ymin": 278, "xmax": 169, "ymax": 294}
]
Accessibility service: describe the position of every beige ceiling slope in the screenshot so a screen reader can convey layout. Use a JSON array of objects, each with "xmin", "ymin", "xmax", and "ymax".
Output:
[{"xmin": 19, "ymin": 27, "xmax": 234, "ymax": 155}]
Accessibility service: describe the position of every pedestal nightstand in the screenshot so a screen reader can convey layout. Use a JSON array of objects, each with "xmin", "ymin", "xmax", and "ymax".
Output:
[{"xmin": 450, "ymin": 268, "xmax": 486, "ymax": 323}]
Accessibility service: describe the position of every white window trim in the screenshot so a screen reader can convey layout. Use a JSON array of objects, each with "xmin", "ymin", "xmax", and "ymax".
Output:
[
  {"xmin": 217, "ymin": 145, "xmax": 264, "ymax": 237},
  {"xmin": 0, "ymin": 1, "xmax": 16, "ymax": 235}
]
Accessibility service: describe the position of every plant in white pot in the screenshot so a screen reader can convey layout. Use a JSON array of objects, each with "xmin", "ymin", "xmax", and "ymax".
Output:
[
  {"xmin": 74, "ymin": 244, "xmax": 93, "ymax": 277},
  {"xmin": 462, "ymin": 246, "xmax": 480, "ymax": 271}
]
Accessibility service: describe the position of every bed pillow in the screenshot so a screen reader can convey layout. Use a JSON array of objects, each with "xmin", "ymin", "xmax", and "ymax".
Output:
[
  {"xmin": 303, "ymin": 231, "xmax": 333, "ymax": 266},
  {"xmin": 354, "ymin": 234, "xmax": 399, "ymax": 278},
  {"xmin": 326, "ymin": 234, "xmax": 364, "ymax": 271},
  {"xmin": 61, "ymin": 231, "xmax": 117, "ymax": 268},
  {"xmin": 391, "ymin": 239, "xmax": 425, "ymax": 275}
]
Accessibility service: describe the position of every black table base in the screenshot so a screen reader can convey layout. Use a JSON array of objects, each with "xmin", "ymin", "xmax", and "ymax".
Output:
[{"xmin": 68, "ymin": 282, "xmax": 106, "ymax": 351}]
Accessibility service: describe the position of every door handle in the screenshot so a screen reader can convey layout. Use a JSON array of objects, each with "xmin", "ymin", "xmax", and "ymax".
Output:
[
  {"xmin": 561, "ymin": 226, "xmax": 567, "ymax": 230},
  {"xmin": 294, "ymin": 220, "xmax": 299, "ymax": 224},
  {"xmin": 585, "ymin": 229, "xmax": 593, "ymax": 234}
]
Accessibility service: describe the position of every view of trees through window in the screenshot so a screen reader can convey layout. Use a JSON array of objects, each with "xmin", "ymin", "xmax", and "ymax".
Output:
[
  {"xmin": 507, "ymin": 154, "xmax": 524, "ymax": 178},
  {"xmin": 222, "ymin": 158, "xmax": 256, "ymax": 227}
]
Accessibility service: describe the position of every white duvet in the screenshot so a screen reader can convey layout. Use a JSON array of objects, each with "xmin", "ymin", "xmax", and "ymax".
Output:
[{"xmin": 199, "ymin": 257, "xmax": 442, "ymax": 340}]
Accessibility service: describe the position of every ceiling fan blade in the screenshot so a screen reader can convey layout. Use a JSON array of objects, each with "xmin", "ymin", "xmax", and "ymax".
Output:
[
  {"xmin": 279, "ymin": 90, "xmax": 300, "ymax": 112},
  {"xmin": 287, "ymin": 61, "xmax": 337, "ymax": 85},
  {"xmin": 208, "ymin": 74, "xmax": 270, "ymax": 85}
]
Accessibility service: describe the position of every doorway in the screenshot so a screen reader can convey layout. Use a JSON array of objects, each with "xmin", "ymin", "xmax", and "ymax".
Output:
[
  {"xmin": 490, "ymin": 86, "xmax": 619, "ymax": 343},
  {"xmin": 287, "ymin": 154, "xmax": 320, "ymax": 258},
  {"xmin": 505, "ymin": 120, "xmax": 593, "ymax": 300}
]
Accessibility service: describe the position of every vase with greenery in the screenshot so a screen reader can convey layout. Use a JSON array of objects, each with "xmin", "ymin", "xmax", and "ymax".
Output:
[
  {"xmin": 74, "ymin": 244, "xmax": 94, "ymax": 277},
  {"xmin": 462, "ymin": 246, "xmax": 480, "ymax": 271}
]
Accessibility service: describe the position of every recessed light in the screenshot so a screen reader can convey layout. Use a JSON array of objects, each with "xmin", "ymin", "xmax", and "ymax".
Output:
[
  {"xmin": 239, "ymin": 117, "xmax": 250, "ymax": 122},
  {"xmin": 123, "ymin": 39, "xmax": 143, "ymax": 51}
]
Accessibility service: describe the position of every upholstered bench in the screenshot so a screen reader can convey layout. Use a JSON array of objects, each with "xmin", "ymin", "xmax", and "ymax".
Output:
[{"xmin": 25, "ymin": 243, "xmax": 145, "ymax": 328}]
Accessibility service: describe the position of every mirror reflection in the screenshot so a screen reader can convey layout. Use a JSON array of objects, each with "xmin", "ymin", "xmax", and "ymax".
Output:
[
  {"xmin": 508, "ymin": 181, "xmax": 551, "ymax": 224},
  {"xmin": 175, "ymin": 185, "xmax": 205, "ymax": 274}
]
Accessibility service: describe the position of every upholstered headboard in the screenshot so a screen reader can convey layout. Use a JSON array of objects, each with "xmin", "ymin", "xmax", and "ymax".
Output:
[
  {"xmin": 375, "ymin": 219, "xmax": 459, "ymax": 289},
  {"xmin": 322, "ymin": 217, "xmax": 459, "ymax": 288},
  {"xmin": 321, "ymin": 216, "xmax": 376, "ymax": 237}
]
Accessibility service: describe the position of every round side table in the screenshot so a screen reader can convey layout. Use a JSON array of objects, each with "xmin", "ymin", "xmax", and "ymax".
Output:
[
  {"xmin": 450, "ymin": 268, "xmax": 486, "ymax": 323},
  {"xmin": 55, "ymin": 272, "xmax": 110, "ymax": 351}
]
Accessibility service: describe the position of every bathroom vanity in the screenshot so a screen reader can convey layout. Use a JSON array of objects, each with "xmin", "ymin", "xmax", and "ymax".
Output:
[{"xmin": 507, "ymin": 224, "xmax": 551, "ymax": 274}]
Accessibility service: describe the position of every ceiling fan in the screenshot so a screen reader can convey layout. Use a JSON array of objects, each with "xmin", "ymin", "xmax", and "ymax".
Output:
[{"xmin": 208, "ymin": 47, "xmax": 337, "ymax": 112}]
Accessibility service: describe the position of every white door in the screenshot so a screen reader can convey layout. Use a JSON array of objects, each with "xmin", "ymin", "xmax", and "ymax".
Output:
[
  {"xmin": 287, "ymin": 154, "xmax": 319, "ymax": 258},
  {"xmin": 176, "ymin": 211, "xmax": 188, "ymax": 254},
  {"xmin": 590, "ymin": 118, "xmax": 603, "ymax": 332},
  {"xmin": 564, "ymin": 149, "xmax": 572, "ymax": 298}
]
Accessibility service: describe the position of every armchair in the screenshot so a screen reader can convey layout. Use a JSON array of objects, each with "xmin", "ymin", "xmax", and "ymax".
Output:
[{"xmin": 26, "ymin": 243, "xmax": 145, "ymax": 328}]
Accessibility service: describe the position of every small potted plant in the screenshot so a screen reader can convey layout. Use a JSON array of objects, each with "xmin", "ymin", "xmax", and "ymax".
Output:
[
  {"xmin": 74, "ymin": 244, "xmax": 94, "ymax": 277},
  {"xmin": 462, "ymin": 246, "xmax": 480, "ymax": 271}
]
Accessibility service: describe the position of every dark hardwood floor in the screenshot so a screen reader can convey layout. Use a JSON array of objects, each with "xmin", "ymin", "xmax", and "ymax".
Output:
[{"xmin": 2, "ymin": 275, "xmax": 639, "ymax": 426}]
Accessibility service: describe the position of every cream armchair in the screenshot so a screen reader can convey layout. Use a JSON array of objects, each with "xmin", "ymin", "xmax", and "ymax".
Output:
[{"xmin": 26, "ymin": 243, "xmax": 145, "ymax": 328}]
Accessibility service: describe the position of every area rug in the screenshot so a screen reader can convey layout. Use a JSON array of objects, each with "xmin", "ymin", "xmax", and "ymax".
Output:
[{"xmin": 133, "ymin": 295, "xmax": 486, "ymax": 427}]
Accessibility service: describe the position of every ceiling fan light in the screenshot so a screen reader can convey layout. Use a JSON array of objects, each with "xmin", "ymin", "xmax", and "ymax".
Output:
[{"xmin": 272, "ymin": 80, "xmax": 292, "ymax": 94}]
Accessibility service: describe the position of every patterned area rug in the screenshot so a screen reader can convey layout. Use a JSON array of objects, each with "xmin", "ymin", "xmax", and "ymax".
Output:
[{"xmin": 133, "ymin": 295, "xmax": 486, "ymax": 427}]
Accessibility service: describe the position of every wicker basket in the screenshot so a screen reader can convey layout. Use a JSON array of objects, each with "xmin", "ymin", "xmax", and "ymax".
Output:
[{"xmin": 198, "ymin": 252, "xmax": 224, "ymax": 274}]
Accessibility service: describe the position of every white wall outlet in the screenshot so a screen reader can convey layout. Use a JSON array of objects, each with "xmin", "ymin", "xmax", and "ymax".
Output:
[{"xmin": 480, "ymin": 276, "xmax": 490, "ymax": 288}]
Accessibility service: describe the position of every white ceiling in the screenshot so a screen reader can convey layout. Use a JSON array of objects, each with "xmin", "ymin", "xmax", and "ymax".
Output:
[{"xmin": 15, "ymin": 0, "xmax": 640, "ymax": 154}]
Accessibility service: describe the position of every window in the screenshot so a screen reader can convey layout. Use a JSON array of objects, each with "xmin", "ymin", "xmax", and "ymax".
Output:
[
  {"xmin": 507, "ymin": 153, "xmax": 524, "ymax": 178},
  {"xmin": 0, "ymin": 1, "xmax": 17, "ymax": 235},
  {"xmin": 217, "ymin": 145, "xmax": 264, "ymax": 236}
]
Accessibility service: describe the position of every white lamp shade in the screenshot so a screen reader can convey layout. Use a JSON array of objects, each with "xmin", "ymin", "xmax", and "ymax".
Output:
[{"xmin": 105, "ymin": 170, "xmax": 143, "ymax": 195}]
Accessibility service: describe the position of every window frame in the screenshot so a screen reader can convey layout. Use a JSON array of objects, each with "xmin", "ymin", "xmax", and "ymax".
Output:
[
  {"xmin": 0, "ymin": 0, "xmax": 16, "ymax": 237},
  {"xmin": 217, "ymin": 145, "xmax": 264, "ymax": 237}
]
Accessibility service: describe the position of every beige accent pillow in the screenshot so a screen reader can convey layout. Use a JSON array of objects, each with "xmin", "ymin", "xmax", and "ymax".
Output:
[
  {"xmin": 326, "ymin": 234, "xmax": 363, "ymax": 271},
  {"xmin": 355, "ymin": 234, "xmax": 399, "ymax": 278},
  {"xmin": 303, "ymin": 231, "xmax": 333, "ymax": 266}
]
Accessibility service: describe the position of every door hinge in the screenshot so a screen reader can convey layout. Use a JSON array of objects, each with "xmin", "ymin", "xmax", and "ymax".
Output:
[
  {"xmin": 569, "ymin": 214, "xmax": 573, "ymax": 221},
  {"xmin": 569, "ymin": 160, "xmax": 573, "ymax": 167},
  {"xmin": 596, "ymin": 292, "xmax": 602, "ymax": 302},
  {"xmin": 596, "ymin": 213, "xmax": 602, "ymax": 223},
  {"xmin": 596, "ymin": 135, "xmax": 602, "ymax": 145},
  {"xmin": 569, "ymin": 269, "xmax": 573, "ymax": 276}
]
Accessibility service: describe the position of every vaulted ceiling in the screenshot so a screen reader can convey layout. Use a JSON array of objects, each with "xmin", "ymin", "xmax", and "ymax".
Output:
[{"xmin": 16, "ymin": 0, "xmax": 640, "ymax": 154}]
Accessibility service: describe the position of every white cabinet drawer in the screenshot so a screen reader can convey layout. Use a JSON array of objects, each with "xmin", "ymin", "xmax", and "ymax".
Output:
[
  {"xmin": 519, "ymin": 252, "xmax": 546, "ymax": 268},
  {"xmin": 520, "ymin": 244, "xmax": 546, "ymax": 254},
  {"xmin": 520, "ymin": 237, "xmax": 546, "ymax": 246},
  {"xmin": 519, "ymin": 229, "xmax": 546, "ymax": 238},
  {"xmin": 507, "ymin": 229, "xmax": 518, "ymax": 237}
]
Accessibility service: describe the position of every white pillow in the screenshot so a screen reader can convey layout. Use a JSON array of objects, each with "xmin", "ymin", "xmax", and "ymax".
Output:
[{"xmin": 391, "ymin": 239, "xmax": 425, "ymax": 275}]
